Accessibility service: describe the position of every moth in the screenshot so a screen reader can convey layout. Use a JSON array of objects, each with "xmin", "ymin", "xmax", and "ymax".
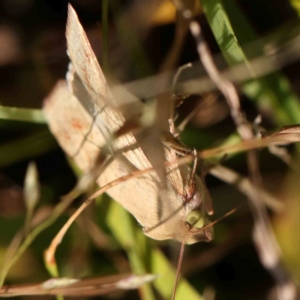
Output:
[{"xmin": 43, "ymin": 4, "xmax": 213, "ymax": 245}]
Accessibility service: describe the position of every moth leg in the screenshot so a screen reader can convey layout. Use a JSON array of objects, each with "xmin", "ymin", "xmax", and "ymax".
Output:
[
  {"xmin": 172, "ymin": 63, "xmax": 192, "ymax": 107},
  {"xmin": 166, "ymin": 114, "xmax": 214, "ymax": 213},
  {"xmin": 169, "ymin": 84, "xmax": 216, "ymax": 215},
  {"xmin": 162, "ymin": 132, "xmax": 193, "ymax": 156},
  {"xmin": 183, "ymin": 149, "xmax": 198, "ymax": 200},
  {"xmin": 162, "ymin": 117, "xmax": 193, "ymax": 156},
  {"xmin": 185, "ymin": 148, "xmax": 215, "ymax": 215},
  {"xmin": 163, "ymin": 126, "xmax": 214, "ymax": 214}
]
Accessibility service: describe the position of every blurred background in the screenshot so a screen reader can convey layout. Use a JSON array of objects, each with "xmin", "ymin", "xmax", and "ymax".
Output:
[{"xmin": 1, "ymin": 0, "xmax": 300, "ymax": 299}]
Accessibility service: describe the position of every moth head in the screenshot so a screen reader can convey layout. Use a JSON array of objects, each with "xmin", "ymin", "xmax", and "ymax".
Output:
[
  {"xmin": 184, "ymin": 210, "xmax": 214, "ymax": 245},
  {"xmin": 186, "ymin": 210, "xmax": 205, "ymax": 228}
]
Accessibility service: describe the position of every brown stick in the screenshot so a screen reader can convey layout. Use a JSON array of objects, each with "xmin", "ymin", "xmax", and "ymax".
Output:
[{"xmin": 175, "ymin": 2, "xmax": 299, "ymax": 299}]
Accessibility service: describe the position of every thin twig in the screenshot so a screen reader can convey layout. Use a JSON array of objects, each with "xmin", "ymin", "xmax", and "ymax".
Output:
[
  {"xmin": 45, "ymin": 129, "xmax": 300, "ymax": 265},
  {"xmin": 180, "ymin": 4, "xmax": 298, "ymax": 298},
  {"xmin": 110, "ymin": 20, "xmax": 300, "ymax": 104},
  {"xmin": 171, "ymin": 242, "xmax": 185, "ymax": 300},
  {"xmin": 209, "ymin": 165, "xmax": 284, "ymax": 213},
  {"xmin": 44, "ymin": 163, "xmax": 162, "ymax": 265},
  {"xmin": 0, "ymin": 198, "xmax": 75, "ymax": 287}
]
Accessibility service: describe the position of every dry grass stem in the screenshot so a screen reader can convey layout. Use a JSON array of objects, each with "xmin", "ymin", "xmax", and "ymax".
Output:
[{"xmin": 175, "ymin": 1, "xmax": 300, "ymax": 298}]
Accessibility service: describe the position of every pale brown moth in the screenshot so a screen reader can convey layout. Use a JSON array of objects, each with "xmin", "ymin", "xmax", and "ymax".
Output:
[{"xmin": 44, "ymin": 4, "xmax": 213, "ymax": 245}]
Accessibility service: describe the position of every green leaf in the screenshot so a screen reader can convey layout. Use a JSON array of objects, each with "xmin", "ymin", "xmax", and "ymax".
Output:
[
  {"xmin": 0, "ymin": 129, "xmax": 57, "ymax": 168},
  {"xmin": 0, "ymin": 106, "xmax": 46, "ymax": 123},
  {"xmin": 201, "ymin": 0, "xmax": 300, "ymax": 125}
]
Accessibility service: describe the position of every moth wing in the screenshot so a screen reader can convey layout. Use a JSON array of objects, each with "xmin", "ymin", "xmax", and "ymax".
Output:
[
  {"xmin": 46, "ymin": 4, "xmax": 195, "ymax": 242},
  {"xmin": 66, "ymin": 5, "xmax": 119, "ymax": 117},
  {"xmin": 43, "ymin": 80, "xmax": 104, "ymax": 172},
  {"xmin": 43, "ymin": 80, "xmax": 184, "ymax": 242}
]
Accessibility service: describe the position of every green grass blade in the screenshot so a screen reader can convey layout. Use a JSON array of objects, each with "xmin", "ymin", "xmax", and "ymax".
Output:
[
  {"xmin": 290, "ymin": 0, "xmax": 300, "ymax": 17},
  {"xmin": 201, "ymin": 0, "xmax": 300, "ymax": 125},
  {"xmin": 0, "ymin": 106, "xmax": 46, "ymax": 123},
  {"xmin": 0, "ymin": 129, "xmax": 57, "ymax": 168}
]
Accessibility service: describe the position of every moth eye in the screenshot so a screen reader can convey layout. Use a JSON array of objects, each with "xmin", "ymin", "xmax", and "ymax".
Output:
[{"xmin": 186, "ymin": 211, "xmax": 205, "ymax": 228}]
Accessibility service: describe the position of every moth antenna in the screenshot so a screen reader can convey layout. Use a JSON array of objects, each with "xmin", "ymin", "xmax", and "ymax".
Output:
[
  {"xmin": 182, "ymin": 148, "xmax": 198, "ymax": 199},
  {"xmin": 172, "ymin": 241, "xmax": 185, "ymax": 300},
  {"xmin": 172, "ymin": 63, "xmax": 192, "ymax": 91},
  {"xmin": 191, "ymin": 207, "xmax": 238, "ymax": 235},
  {"xmin": 192, "ymin": 148, "xmax": 198, "ymax": 177}
]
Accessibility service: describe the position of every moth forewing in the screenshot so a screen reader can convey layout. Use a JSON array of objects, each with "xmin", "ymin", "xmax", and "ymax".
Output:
[
  {"xmin": 44, "ymin": 4, "xmax": 214, "ymax": 245},
  {"xmin": 66, "ymin": 4, "xmax": 169, "ymax": 190}
]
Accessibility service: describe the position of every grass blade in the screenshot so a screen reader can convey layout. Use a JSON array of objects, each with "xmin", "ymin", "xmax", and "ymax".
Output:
[{"xmin": 201, "ymin": 0, "xmax": 300, "ymax": 125}]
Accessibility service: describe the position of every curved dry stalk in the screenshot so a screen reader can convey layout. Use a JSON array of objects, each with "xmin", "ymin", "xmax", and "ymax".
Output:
[
  {"xmin": 45, "ymin": 125, "xmax": 300, "ymax": 266},
  {"xmin": 1, "ymin": 124, "xmax": 296, "ymax": 288},
  {"xmin": 44, "ymin": 163, "xmax": 159, "ymax": 265},
  {"xmin": 0, "ymin": 196, "xmax": 75, "ymax": 287},
  {"xmin": 201, "ymin": 130, "xmax": 300, "ymax": 159}
]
